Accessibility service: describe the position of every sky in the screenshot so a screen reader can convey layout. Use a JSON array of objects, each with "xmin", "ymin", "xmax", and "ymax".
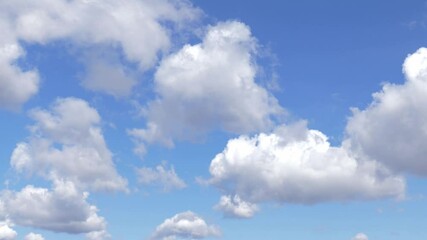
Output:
[{"xmin": 0, "ymin": 0, "xmax": 427, "ymax": 240}]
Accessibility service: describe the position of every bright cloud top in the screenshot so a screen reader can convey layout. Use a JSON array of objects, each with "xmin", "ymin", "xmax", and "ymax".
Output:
[
  {"xmin": 352, "ymin": 233, "xmax": 369, "ymax": 240},
  {"xmin": 129, "ymin": 21, "xmax": 283, "ymax": 153},
  {"xmin": 150, "ymin": 211, "xmax": 221, "ymax": 240},
  {"xmin": 208, "ymin": 121, "xmax": 405, "ymax": 213},
  {"xmin": 346, "ymin": 47, "xmax": 427, "ymax": 176},
  {"xmin": 10, "ymin": 97, "xmax": 127, "ymax": 192},
  {"xmin": 0, "ymin": 0, "xmax": 200, "ymax": 106},
  {"xmin": 0, "ymin": 222, "xmax": 17, "ymax": 240},
  {"xmin": 24, "ymin": 233, "xmax": 45, "ymax": 240}
]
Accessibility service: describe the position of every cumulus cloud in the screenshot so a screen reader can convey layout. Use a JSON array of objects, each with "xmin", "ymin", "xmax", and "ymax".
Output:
[
  {"xmin": 150, "ymin": 211, "xmax": 220, "ymax": 240},
  {"xmin": 85, "ymin": 230, "xmax": 111, "ymax": 240},
  {"xmin": 137, "ymin": 163, "xmax": 186, "ymax": 192},
  {"xmin": 352, "ymin": 233, "xmax": 368, "ymax": 240},
  {"xmin": 0, "ymin": 0, "xmax": 200, "ymax": 100},
  {"xmin": 0, "ymin": 180, "xmax": 106, "ymax": 235},
  {"xmin": 0, "ymin": 222, "xmax": 17, "ymax": 240},
  {"xmin": 129, "ymin": 21, "xmax": 283, "ymax": 152},
  {"xmin": 0, "ymin": 42, "xmax": 39, "ymax": 110},
  {"xmin": 346, "ymin": 47, "xmax": 427, "ymax": 176},
  {"xmin": 24, "ymin": 233, "xmax": 45, "ymax": 240},
  {"xmin": 10, "ymin": 97, "xmax": 127, "ymax": 192},
  {"xmin": 208, "ymin": 121, "xmax": 404, "ymax": 211},
  {"xmin": 214, "ymin": 195, "xmax": 258, "ymax": 219}
]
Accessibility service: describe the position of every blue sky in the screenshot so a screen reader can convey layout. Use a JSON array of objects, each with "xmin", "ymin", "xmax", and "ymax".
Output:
[{"xmin": 0, "ymin": 1, "xmax": 427, "ymax": 240}]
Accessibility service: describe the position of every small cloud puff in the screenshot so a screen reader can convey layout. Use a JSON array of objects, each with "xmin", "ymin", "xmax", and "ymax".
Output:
[
  {"xmin": 215, "ymin": 195, "xmax": 258, "ymax": 218},
  {"xmin": 150, "ymin": 211, "xmax": 220, "ymax": 240},
  {"xmin": 24, "ymin": 233, "xmax": 44, "ymax": 240},
  {"xmin": 352, "ymin": 233, "xmax": 368, "ymax": 240},
  {"xmin": 137, "ymin": 162, "xmax": 186, "ymax": 192}
]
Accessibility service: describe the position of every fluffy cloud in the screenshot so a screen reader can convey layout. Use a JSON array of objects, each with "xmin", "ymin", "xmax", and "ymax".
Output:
[
  {"xmin": 129, "ymin": 21, "xmax": 283, "ymax": 152},
  {"xmin": 208, "ymin": 121, "xmax": 404, "ymax": 210},
  {"xmin": 137, "ymin": 163, "xmax": 186, "ymax": 192},
  {"xmin": 150, "ymin": 211, "xmax": 220, "ymax": 240},
  {"xmin": 0, "ymin": 223, "xmax": 17, "ymax": 240},
  {"xmin": 0, "ymin": 180, "xmax": 106, "ymax": 235},
  {"xmin": 0, "ymin": 42, "xmax": 39, "ymax": 110},
  {"xmin": 0, "ymin": 0, "xmax": 200, "ymax": 101},
  {"xmin": 85, "ymin": 230, "xmax": 111, "ymax": 240},
  {"xmin": 10, "ymin": 97, "xmax": 127, "ymax": 192},
  {"xmin": 24, "ymin": 233, "xmax": 45, "ymax": 240},
  {"xmin": 352, "ymin": 233, "xmax": 368, "ymax": 240},
  {"xmin": 346, "ymin": 48, "xmax": 427, "ymax": 176},
  {"xmin": 214, "ymin": 195, "xmax": 258, "ymax": 219}
]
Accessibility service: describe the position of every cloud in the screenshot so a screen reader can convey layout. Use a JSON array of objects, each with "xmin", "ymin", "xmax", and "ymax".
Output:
[
  {"xmin": 346, "ymin": 47, "xmax": 427, "ymax": 176},
  {"xmin": 214, "ymin": 195, "xmax": 258, "ymax": 219},
  {"xmin": 352, "ymin": 233, "xmax": 368, "ymax": 240},
  {"xmin": 10, "ymin": 97, "xmax": 127, "ymax": 192},
  {"xmin": 0, "ymin": 180, "xmax": 106, "ymax": 235},
  {"xmin": 24, "ymin": 233, "xmax": 44, "ymax": 240},
  {"xmin": 81, "ymin": 55, "xmax": 137, "ymax": 97},
  {"xmin": 0, "ymin": 0, "xmax": 200, "ymax": 100},
  {"xmin": 0, "ymin": 222, "xmax": 17, "ymax": 240},
  {"xmin": 85, "ymin": 230, "xmax": 111, "ymax": 240},
  {"xmin": 150, "ymin": 211, "xmax": 220, "ymax": 240},
  {"xmin": 129, "ymin": 21, "xmax": 283, "ymax": 152},
  {"xmin": 137, "ymin": 163, "xmax": 186, "ymax": 192},
  {"xmin": 0, "ymin": 42, "xmax": 39, "ymax": 110},
  {"xmin": 208, "ymin": 121, "xmax": 404, "ymax": 210}
]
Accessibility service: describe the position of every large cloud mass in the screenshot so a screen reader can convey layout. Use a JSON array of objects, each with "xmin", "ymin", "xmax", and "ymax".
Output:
[
  {"xmin": 346, "ymin": 48, "xmax": 427, "ymax": 176},
  {"xmin": 10, "ymin": 97, "xmax": 127, "ymax": 192},
  {"xmin": 129, "ymin": 21, "xmax": 283, "ymax": 153},
  {"xmin": 208, "ymin": 121, "xmax": 404, "ymax": 211},
  {"xmin": 0, "ymin": 0, "xmax": 200, "ymax": 105}
]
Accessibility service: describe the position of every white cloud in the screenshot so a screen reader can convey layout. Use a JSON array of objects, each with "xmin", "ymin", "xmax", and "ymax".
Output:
[
  {"xmin": 10, "ymin": 0, "xmax": 199, "ymax": 68},
  {"xmin": 402, "ymin": 47, "xmax": 427, "ymax": 82},
  {"xmin": 0, "ymin": 180, "xmax": 106, "ymax": 235},
  {"xmin": 0, "ymin": 0, "xmax": 200, "ymax": 99},
  {"xmin": 85, "ymin": 230, "xmax": 111, "ymax": 240},
  {"xmin": 0, "ymin": 42, "xmax": 39, "ymax": 110},
  {"xmin": 208, "ymin": 121, "xmax": 404, "ymax": 209},
  {"xmin": 214, "ymin": 195, "xmax": 258, "ymax": 219},
  {"xmin": 346, "ymin": 47, "xmax": 427, "ymax": 176},
  {"xmin": 352, "ymin": 233, "xmax": 368, "ymax": 240},
  {"xmin": 137, "ymin": 163, "xmax": 186, "ymax": 192},
  {"xmin": 150, "ymin": 211, "xmax": 220, "ymax": 240},
  {"xmin": 129, "ymin": 21, "xmax": 283, "ymax": 152},
  {"xmin": 24, "ymin": 233, "xmax": 44, "ymax": 240},
  {"xmin": 10, "ymin": 97, "xmax": 127, "ymax": 192},
  {"xmin": 0, "ymin": 222, "xmax": 17, "ymax": 240}
]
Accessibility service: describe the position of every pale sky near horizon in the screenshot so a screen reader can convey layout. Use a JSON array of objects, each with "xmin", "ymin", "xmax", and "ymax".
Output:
[{"xmin": 1, "ymin": 1, "xmax": 427, "ymax": 240}]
